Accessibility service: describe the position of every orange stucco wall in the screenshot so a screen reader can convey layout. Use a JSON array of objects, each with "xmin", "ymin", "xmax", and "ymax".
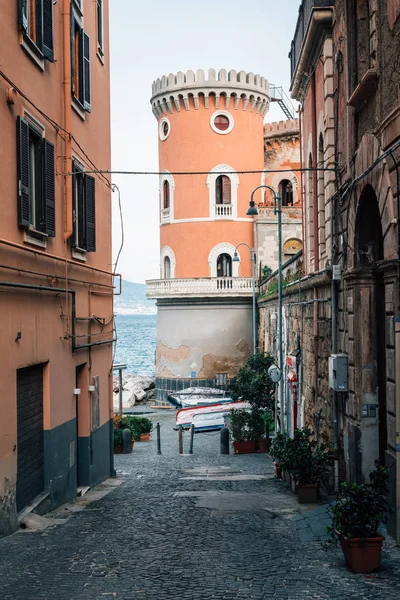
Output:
[
  {"xmin": 158, "ymin": 96, "xmax": 265, "ymax": 278},
  {"xmin": 0, "ymin": 1, "xmax": 113, "ymax": 504}
]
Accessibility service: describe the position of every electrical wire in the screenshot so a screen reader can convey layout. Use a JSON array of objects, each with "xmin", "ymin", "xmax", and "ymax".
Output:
[
  {"xmin": 112, "ymin": 184, "xmax": 124, "ymax": 274},
  {"xmin": 65, "ymin": 167, "xmax": 337, "ymax": 177}
]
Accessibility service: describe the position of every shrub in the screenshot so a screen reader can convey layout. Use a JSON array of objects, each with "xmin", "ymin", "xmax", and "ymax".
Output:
[
  {"xmin": 113, "ymin": 428, "xmax": 123, "ymax": 448},
  {"xmin": 229, "ymin": 408, "xmax": 265, "ymax": 442},
  {"xmin": 326, "ymin": 464, "xmax": 392, "ymax": 542},
  {"xmin": 229, "ymin": 352, "xmax": 275, "ymax": 410},
  {"xmin": 121, "ymin": 416, "xmax": 152, "ymax": 441}
]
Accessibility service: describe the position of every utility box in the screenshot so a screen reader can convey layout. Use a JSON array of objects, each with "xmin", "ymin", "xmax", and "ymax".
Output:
[{"xmin": 329, "ymin": 354, "xmax": 348, "ymax": 392}]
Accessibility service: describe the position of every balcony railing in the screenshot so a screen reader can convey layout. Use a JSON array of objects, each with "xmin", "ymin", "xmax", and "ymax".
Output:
[
  {"xmin": 146, "ymin": 277, "xmax": 254, "ymax": 299},
  {"xmin": 161, "ymin": 207, "xmax": 170, "ymax": 223},
  {"xmin": 215, "ymin": 204, "xmax": 233, "ymax": 218},
  {"xmin": 289, "ymin": 1, "xmax": 335, "ymax": 85}
]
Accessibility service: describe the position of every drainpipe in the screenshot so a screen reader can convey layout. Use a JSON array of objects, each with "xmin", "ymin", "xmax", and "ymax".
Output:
[
  {"xmin": 331, "ymin": 193, "xmax": 339, "ymax": 492},
  {"xmin": 311, "ymin": 72, "xmax": 319, "ymax": 272},
  {"xmin": 63, "ymin": 0, "xmax": 73, "ymax": 241}
]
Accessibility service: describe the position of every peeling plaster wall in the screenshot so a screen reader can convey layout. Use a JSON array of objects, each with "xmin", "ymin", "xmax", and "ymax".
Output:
[{"xmin": 155, "ymin": 300, "xmax": 252, "ymax": 380}]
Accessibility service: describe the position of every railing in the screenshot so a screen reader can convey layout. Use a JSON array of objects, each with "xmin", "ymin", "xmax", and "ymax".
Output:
[
  {"xmin": 289, "ymin": 1, "xmax": 335, "ymax": 83},
  {"xmin": 146, "ymin": 277, "xmax": 254, "ymax": 298},
  {"xmin": 215, "ymin": 204, "xmax": 233, "ymax": 218},
  {"xmin": 161, "ymin": 207, "xmax": 170, "ymax": 222},
  {"xmin": 256, "ymin": 206, "xmax": 303, "ymax": 219}
]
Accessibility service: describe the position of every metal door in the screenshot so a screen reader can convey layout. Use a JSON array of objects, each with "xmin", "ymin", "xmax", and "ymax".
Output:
[{"xmin": 16, "ymin": 365, "xmax": 44, "ymax": 512}]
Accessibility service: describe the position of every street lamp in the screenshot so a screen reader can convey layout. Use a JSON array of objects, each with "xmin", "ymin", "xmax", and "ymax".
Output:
[
  {"xmin": 233, "ymin": 243, "xmax": 256, "ymax": 355},
  {"xmin": 246, "ymin": 185, "xmax": 284, "ymax": 432}
]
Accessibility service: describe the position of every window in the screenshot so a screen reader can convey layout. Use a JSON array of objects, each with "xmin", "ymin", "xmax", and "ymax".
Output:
[
  {"xmin": 217, "ymin": 254, "xmax": 232, "ymax": 277},
  {"xmin": 216, "ymin": 175, "xmax": 231, "ymax": 205},
  {"xmin": 72, "ymin": 161, "xmax": 96, "ymax": 252},
  {"xmin": 71, "ymin": 10, "xmax": 91, "ymax": 111},
  {"xmin": 97, "ymin": 0, "xmax": 104, "ymax": 57},
  {"xmin": 164, "ymin": 257, "xmax": 171, "ymax": 279},
  {"xmin": 163, "ymin": 181, "xmax": 170, "ymax": 209},
  {"xmin": 210, "ymin": 111, "xmax": 234, "ymax": 135},
  {"xmin": 159, "ymin": 117, "xmax": 171, "ymax": 141},
  {"xmin": 280, "ymin": 180, "xmax": 294, "ymax": 207},
  {"xmin": 214, "ymin": 115, "xmax": 229, "ymax": 131},
  {"xmin": 19, "ymin": 0, "xmax": 54, "ymax": 61},
  {"xmin": 17, "ymin": 116, "xmax": 55, "ymax": 237}
]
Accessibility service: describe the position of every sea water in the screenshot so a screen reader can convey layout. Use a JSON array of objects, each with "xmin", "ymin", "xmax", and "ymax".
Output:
[{"xmin": 114, "ymin": 314, "xmax": 156, "ymax": 375}]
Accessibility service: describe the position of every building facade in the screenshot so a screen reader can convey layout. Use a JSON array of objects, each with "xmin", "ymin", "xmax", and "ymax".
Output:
[
  {"xmin": 0, "ymin": 0, "xmax": 114, "ymax": 536},
  {"xmin": 146, "ymin": 69, "xmax": 302, "ymax": 401},
  {"xmin": 259, "ymin": 0, "xmax": 400, "ymax": 541}
]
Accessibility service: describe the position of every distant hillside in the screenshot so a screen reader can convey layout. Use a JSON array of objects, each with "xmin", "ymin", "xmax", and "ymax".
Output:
[{"xmin": 114, "ymin": 280, "xmax": 156, "ymax": 315}]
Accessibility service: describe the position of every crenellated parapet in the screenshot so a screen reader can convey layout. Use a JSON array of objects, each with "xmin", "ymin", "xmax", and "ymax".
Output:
[
  {"xmin": 264, "ymin": 119, "xmax": 299, "ymax": 138},
  {"xmin": 150, "ymin": 68, "xmax": 270, "ymax": 119}
]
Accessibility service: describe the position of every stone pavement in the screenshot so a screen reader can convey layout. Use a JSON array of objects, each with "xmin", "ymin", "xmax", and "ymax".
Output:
[{"xmin": 1, "ymin": 411, "xmax": 400, "ymax": 600}]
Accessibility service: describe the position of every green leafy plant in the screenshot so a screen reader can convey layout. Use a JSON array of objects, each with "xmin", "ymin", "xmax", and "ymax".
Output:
[
  {"xmin": 262, "ymin": 265, "xmax": 273, "ymax": 280},
  {"xmin": 229, "ymin": 352, "xmax": 275, "ymax": 410},
  {"xmin": 113, "ymin": 427, "xmax": 123, "ymax": 448},
  {"xmin": 229, "ymin": 408, "xmax": 265, "ymax": 442},
  {"xmin": 116, "ymin": 416, "xmax": 153, "ymax": 441},
  {"xmin": 269, "ymin": 431, "xmax": 289, "ymax": 462},
  {"xmin": 326, "ymin": 464, "xmax": 392, "ymax": 543},
  {"xmin": 286, "ymin": 427, "xmax": 335, "ymax": 485}
]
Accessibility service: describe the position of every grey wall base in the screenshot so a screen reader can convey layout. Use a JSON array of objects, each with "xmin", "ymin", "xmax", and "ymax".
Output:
[
  {"xmin": 77, "ymin": 419, "xmax": 114, "ymax": 487},
  {"xmin": 44, "ymin": 419, "xmax": 78, "ymax": 509},
  {"xmin": 156, "ymin": 376, "xmax": 230, "ymax": 402}
]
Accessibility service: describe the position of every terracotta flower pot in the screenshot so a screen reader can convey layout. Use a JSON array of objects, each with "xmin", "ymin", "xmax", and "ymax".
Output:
[
  {"xmin": 296, "ymin": 482, "xmax": 319, "ymax": 504},
  {"xmin": 140, "ymin": 433, "xmax": 151, "ymax": 442},
  {"xmin": 233, "ymin": 440, "xmax": 267, "ymax": 454},
  {"xmin": 114, "ymin": 446, "xmax": 122, "ymax": 454},
  {"xmin": 339, "ymin": 535, "xmax": 385, "ymax": 573}
]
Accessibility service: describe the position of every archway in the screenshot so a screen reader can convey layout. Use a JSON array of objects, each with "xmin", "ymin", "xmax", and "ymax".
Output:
[{"xmin": 216, "ymin": 253, "xmax": 232, "ymax": 277}]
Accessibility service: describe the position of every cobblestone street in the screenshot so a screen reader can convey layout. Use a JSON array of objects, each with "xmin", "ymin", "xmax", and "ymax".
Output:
[{"xmin": 1, "ymin": 410, "xmax": 400, "ymax": 600}]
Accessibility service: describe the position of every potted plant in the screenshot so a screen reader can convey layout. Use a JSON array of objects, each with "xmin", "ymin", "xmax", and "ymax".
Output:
[
  {"xmin": 229, "ymin": 408, "xmax": 266, "ymax": 454},
  {"xmin": 120, "ymin": 416, "xmax": 152, "ymax": 442},
  {"xmin": 325, "ymin": 464, "xmax": 392, "ymax": 573},
  {"xmin": 230, "ymin": 352, "xmax": 275, "ymax": 411},
  {"xmin": 284, "ymin": 428, "xmax": 335, "ymax": 503},
  {"xmin": 269, "ymin": 431, "xmax": 288, "ymax": 478},
  {"xmin": 113, "ymin": 427, "xmax": 123, "ymax": 454}
]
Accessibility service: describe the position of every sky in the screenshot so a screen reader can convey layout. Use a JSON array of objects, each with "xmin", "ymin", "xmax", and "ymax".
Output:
[{"xmin": 109, "ymin": 0, "xmax": 301, "ymax": 284}]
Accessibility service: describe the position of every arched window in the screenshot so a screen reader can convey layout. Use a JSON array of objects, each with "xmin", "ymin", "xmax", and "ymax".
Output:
[
  {"xmin": 216, "ymin": 253, "xmax": 232, "ymax": 277},
  {"xmin": 279, "ymin": 180, "xmax": 294, "ymax": 207},
  {"xmin": 164, "ymin": 256, "xmax": 171, "ymax": 279},
  {"xmin": 216, "ymin": 175, "xmax": 231, "ymax": 205},
  {"xmin": 163, "ymin": 180, "xmax": 170, "ymax": 209}
]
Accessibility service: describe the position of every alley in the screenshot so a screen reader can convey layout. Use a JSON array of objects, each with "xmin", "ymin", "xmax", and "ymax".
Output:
[{"xmin": 1, "ymin": 411, "xmax": 400, "ymax": 600}]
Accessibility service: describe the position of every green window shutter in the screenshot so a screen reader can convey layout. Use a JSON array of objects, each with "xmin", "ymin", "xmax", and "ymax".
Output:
[
  {"xmin": 72, "ymin": 160, "xmax": 78, "ymax": 247},
  {"xmin": 42, "ymin": 0, "xmax": 54, "ymax": 62},
  {"xmin": 16, "ymin": 117, "xmax": 30, "ymax": 228},
  {"xmin": 83, "ymin": 31, "xmax": 91, "ymax": 112},
  {"xmin": 70, "ymin": 10, "xmax": 76, "ymax": 95},
  {"xmin": 85, "ymin": 175, "xmax": 96, "ymax": 252},
  {"xmin": 78, "ymin": 29, "xmax": 84, "ymax": 105},
  {"xmin": 43, "ymin": 139, "xmax": 55, "ymax": 237},
  {"xmin": 19, "ymin": 0, "xmax": 28, "ymax": 32},
  {"xmin": 97, "ymin": 0, "xmax": 103, "ymax": 53}
]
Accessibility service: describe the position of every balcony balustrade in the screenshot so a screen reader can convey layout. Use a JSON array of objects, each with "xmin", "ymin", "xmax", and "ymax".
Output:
[
  {"xmin": 289, "ymin": 1, "xmax": 335, "ymax": 89},
  {"xmin": 161, "ymin": 207, "xmax": 170, "ymax": 223},
  {"xmin": 146, "ymin": 276, "xmax": 254, "ymax": 299},
  {"xmin": 215, "ymin": 204, "xmax": 233, "ymax": 218}
]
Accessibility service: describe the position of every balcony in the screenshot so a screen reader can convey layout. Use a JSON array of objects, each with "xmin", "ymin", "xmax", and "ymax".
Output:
[
  {"xmin": 256, "ymin": 206, "xmax": 302, "ymax": 220},
  {"xmin": 215, "ymin": 204, "xmax": 233, "ymax": 218},
  {"xmin": 161, "ymin": 207, "xmax": 170, "ymax": 223},
  {"xmin": 289, "ymin": 1, "xmax": 334, "ymax": 100},
  {"xmin": 146, "ymin": 277, "xmax": 254, "ymax": 299}
]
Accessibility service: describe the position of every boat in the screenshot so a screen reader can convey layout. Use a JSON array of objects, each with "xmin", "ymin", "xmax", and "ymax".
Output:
[
  {"xmin": 167, "ymin": 386, "xmax": 231, "ymax": 408},
  {"xmin": 176, "ymin": 400, "xmax": 251, "ymax": 431}
]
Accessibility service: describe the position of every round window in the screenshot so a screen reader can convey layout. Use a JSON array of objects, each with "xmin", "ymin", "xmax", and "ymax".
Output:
[
  {"xmin": 210, "ymin": 111, "xmax": 234, "ymax": 135},
  {"xmin": 214, "ymin": 115, "xmax": 230, "ymax": 131},
  {"xmin": 159, "ymin": 117, "xmax": 171, "ymax": 141}
]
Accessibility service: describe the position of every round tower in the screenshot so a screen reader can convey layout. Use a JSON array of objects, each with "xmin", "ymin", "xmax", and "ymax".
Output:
[{"xmin": 147, "ymin": 68, "xmax": 270, "ymax": 401}]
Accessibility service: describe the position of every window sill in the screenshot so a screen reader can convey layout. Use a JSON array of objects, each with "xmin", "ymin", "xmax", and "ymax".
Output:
[
  {"xmin": 348, "ymin": 69, "xmax": 379, "ymax": 111},
  {"xmin": 24, "ymin": 230, "xmax": 47, "ymax": 249},
  {"xmin": 20, "ymin": 35, "xmax": 45, "ymax": 71},
  {"xmin": 72, "ymin": 248, "xmax": 87, "ymax": 261},
  {"xmin": 72, "ymin": 97, "xmax": 86, "ymax": 121}
]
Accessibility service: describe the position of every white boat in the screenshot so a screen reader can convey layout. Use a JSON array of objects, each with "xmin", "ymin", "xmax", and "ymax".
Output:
[
  {"xmin": 167, "ymin": 387, "xmax": 231, "ymax": 408},
  {"xmin": 176, "ymin": 400, "xmax": 251, "ymax": 431}
]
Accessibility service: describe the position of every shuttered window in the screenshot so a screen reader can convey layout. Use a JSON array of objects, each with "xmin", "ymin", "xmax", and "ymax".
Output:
[
  {"xmin": 216, "ymin": 175, "xmax": 231, "ymax": 205},
  {"xmin": 19, "ymin": 0, "xmax": 54, "ymax": 62},
  {"xmin": 71, "ymin": 10, "xmax": 91, "ymax": 112},
  {"xmin": 97, "ymin": 0, "xmax": 104, "ymax": 57},
  {"xmin": 17, "ymin": 116, "xmax": 55, "ymax": 237},
  {"xmin": 72, "ymin": 161, "xmax": 96, "ymax": 252}
]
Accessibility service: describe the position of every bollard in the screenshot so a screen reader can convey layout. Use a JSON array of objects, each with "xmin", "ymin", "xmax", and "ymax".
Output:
[
  {"xmin": 156, "ymin": 422, "xmax": 161, "ymax": 455},
  {"xmin": 220, "ymin": 427, "xmax": 230, "ymax": 454},
  {"xmin": 122, "ymin": 428, "xmax": 132, "ymax": 454},
  {"xmin": 189, "ymin": 424, "xmax": 195, "ymax": 454},
  {"xmin": 178, "ymin": 424, "xmax": 183, "ymax": 454}
]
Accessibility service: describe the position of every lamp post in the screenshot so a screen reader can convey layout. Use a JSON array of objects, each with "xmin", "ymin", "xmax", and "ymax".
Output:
[
  {"xmin": 233, "ymin": 243, "xmax": 257, "ymax": 355},
  {"xmin": 246, "ymin": 185, "xmax": 284, "ymax": 432}
]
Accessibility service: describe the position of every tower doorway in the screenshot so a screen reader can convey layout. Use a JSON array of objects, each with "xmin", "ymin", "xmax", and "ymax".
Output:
[{"xmin": 217, "ymin": 253, "xmax": 232, "ymax": 277}]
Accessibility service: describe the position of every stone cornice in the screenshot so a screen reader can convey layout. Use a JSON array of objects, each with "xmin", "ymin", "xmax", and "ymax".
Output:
[{"xmin": 150, "ymin": 68, "xmax": 270, "ymax": 119}]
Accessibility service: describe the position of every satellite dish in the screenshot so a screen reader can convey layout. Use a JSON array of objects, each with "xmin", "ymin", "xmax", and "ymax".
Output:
[{"xmin": 268, "ymin": 364, "xmax": 282, "ymax": 383}]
